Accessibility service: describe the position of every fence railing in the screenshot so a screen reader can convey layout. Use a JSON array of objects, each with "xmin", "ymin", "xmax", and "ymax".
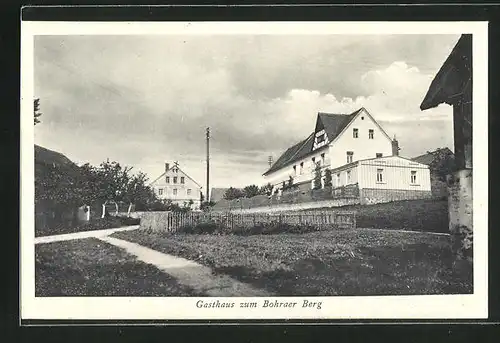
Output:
[{"xmin": 139, "ymin": 210, "xmax": 356, "ymax": 233}]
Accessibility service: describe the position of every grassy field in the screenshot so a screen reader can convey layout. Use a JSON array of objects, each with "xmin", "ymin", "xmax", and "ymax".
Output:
[
  {"xmin": 112, "ymin": 228, "xmax": 472, "ymax": 296},
  {"xmin": 35, "ymin": 238, "xmax": 201, "ymax": 296},
  {"xmin": 35, "ymin": 216, "xmax": 140, "ymax": 237},
  {"xmin": 307, "ymin": 199, "xmax": 449, "ymax": 233}
]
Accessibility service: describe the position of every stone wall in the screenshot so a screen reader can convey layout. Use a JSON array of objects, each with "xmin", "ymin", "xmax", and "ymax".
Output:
[
  {"xmin": 447, "ymin": 169, "xmax": 473, "ymax": 262},
  {"xmin": 227, "ymin": 198, "xmax": 360, "ymax": 214},
  {"xmin": 360, "ymin": 188, "xmax": 433, "ymax": 205}
]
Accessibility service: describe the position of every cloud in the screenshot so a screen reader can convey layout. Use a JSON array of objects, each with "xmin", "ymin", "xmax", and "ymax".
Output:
[{"xmin": 34, "ymin": 34, "xmax": 459, "ymax": 188}]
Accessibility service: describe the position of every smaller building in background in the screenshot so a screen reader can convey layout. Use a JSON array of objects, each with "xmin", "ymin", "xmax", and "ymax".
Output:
[
  {"xmin": 328, "ymin": 155, "xmax": 432, "ymax": 206},
  {"xmin": 149, "ymin": 162, "xmax": 202, "ymax": 210}
]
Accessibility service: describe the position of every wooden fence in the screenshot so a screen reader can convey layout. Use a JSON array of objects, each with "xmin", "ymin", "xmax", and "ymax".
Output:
[{"xmin": 139, "ymin": 210, "xmax": 356, "ymax": 233}]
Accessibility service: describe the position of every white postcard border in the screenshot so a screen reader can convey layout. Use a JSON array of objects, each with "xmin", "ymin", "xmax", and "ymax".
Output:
[{"xmin": 21, "ymin": 20, "xmax": 489, "ymax": 320}]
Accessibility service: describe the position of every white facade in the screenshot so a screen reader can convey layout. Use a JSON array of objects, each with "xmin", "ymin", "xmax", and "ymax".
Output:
[
  {"xmin": 326, "ymin": 108, "xmax": 393, "ymax": 170},
  {"xmin": 263, "ymin": 108, "xmax": 395, "ymax": 190},
  {"xmin": 149, "ymin": 163, "xmax": 202, "ymax": 210},
  {"xmin": 328, "ymin": 156, "xmax": 431, "ymax": 192},
  {"xmin": 264, "ymin": 146, "xmax": 331, "ymax": 188}
]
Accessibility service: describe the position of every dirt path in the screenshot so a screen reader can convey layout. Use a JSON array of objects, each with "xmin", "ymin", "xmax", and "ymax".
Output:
[
  {"xmin": 34, "ymin": 225, "xmax": 140, "ymax": 244},
  {"xmin": 99, "ymin": 236, "xmax": 273, "ymax": 296}
]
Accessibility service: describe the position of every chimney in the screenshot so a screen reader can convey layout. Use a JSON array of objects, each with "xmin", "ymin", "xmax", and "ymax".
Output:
[
  {"xmin": 165, "ymin": 163, "xmax": 170, "ymax": 172},
  {"xmin": 391, "ymin": 136, "xmax": 400, "ymax": 156}
]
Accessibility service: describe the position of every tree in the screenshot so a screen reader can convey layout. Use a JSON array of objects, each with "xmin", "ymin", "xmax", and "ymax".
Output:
[
  {"xmin": 223, "ymin": 187, "xmax": 245, "ymax": 200},
  {"xmin": 200, "ymin": 201, "xmax": 216, "ymax": 212},
  {"xmin": 34, "ymin": 98, "xmax": 42, "ymax": 125},
  {"xmin": 428, "ymin": 149, "xmax": 456, "ymax": 181},
  {"xmin": 259, "ymin": 183, "xmax": 274, "ymax": 196},
  {"xmin": 243, "ymin": 184, "xmax": 260, "ymax": 198},
  {"xmin": 313, "ymin": 162, "xmax": 322, "ymax": 190},
  {"xmin": 324, "ymin": 169, "xmax": 332, "ymax": 187},
  {"xmin": 76, "ymin": 160, "xmax": 162, "ymax": 212}
]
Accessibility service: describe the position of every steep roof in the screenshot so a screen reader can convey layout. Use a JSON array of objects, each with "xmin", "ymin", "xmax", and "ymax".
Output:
[
  {"xmin": 411, "ymin": 147, "xmax": 454, "ymax": 166},
  {"xmin": 420, "ymin": 34, "xmax": 472, "ymax": 110},
  {"xmin": 263, "ymin": 109, "xmax": 361, "ymax": 176},
  {"xmin": 317, "ymin": 109, "xmax": 362, "ymax": 140},
  {"xmin": 210, "ymin": 188, "xmax": 228, "ymax": 203}
]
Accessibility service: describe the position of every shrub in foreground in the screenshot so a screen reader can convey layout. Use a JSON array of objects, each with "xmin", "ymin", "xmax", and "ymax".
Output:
[{"xmin": 176, "ymin": 220, "xmax": 320, "ymax": 236}]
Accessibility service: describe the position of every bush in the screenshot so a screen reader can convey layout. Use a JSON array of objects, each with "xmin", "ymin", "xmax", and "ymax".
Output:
[
  {"xmin": 176, "ymin": 220, "xmax": 320, "ymax": 236},
  {"xmin": 178, "ymin": 220, "xmax": 221, "ymax": 235}
]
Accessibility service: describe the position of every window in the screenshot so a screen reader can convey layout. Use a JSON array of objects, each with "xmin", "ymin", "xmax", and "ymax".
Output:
[
  {"xmin": 173, "ymin": 176, "xmax": 178, "ymax": 184},
  {"xmin": 346, "ymin": 170, "xmax": 351, "ymax": 183},
  {"xmin": 376, "ymin": 153, "xmax": 383, "ymax": 158},
  {"xmin": 312, "ymin": 157, "xmax": 316, "ymax": 164},
  {"xmin": 410, "ymin": 170, "xmax": 417, "ymax": 184},
  {"xmin": 158, "ymin": 188, "xmax": 163, "ymax": 195},
  {"xmin": 346, "ymin": 151, "xmax": 353, "ymax": 164},
  {"xmin": 317, "ymin": 133, "xmax": 325, "ymax": 143},
  {"xmin": 181, "ymin": 176, "xmax": 185, "ymax": 184},
  {"xmin": 321, "ymin": 153, "xmax": 325, "ymax": 165},
  {"xmin": 187, "ymin": 188, "xmax": 192, "ymax": 195},
  {"xmin": 376, "ymin": 169, "xmax": 384, "ymax": 183},
  {"xmin": 173, "ymin": 189, "xmax": 178, "ymax": 195},
  {"xmin": 300, "ymin": 162, "xmax": 304, "ymax": 175},
  {"xmin": 369, "ymin": 129, "xmax": 374, "ymax": 139},
  {"xmin": 353, "ymin": 128, "xmax": 358, "ymax": 138},
  {"xmin": 166, "ymin": 176, "xmax": 170, "ymax": 183},
  {"xmin": 293, "ymin": 165, "xmax": 297, "ymax": 175},
  {"xmin": 336, "ymin": 173, "xmax": 341, "ymax": 186}
]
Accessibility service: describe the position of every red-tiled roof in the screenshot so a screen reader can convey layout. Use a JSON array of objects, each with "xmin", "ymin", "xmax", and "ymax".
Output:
[{"xmin": 263, "ymin": 109, "xmax": 361, "ymax": 176}]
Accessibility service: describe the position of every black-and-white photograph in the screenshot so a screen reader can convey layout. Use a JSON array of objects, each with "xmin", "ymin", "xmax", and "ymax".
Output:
[{"xmin": 21, "ymin": 21, "xmax": 487, "ymax": 320}]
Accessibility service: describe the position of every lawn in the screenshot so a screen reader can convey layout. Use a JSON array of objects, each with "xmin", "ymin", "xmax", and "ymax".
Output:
[
  {"xmin": 35, "ymin": 216, "xmax": 140, "ymax": 237},
  {"xmin": 35, "ymin": 237, "xmax": 201, "ymax": 296},
  {"xmin": 112, "ymin": 228, "xmax": 472, "ymax": 296}
]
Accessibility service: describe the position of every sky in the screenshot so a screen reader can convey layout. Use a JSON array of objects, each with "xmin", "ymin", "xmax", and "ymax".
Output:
[{"xmin": 34, "ymin": 34, "xmax": 460, "ymax": 189}]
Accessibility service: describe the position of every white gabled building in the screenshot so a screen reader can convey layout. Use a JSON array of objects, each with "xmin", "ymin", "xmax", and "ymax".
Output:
[
  {"xmin": 263, "ymin": 107, "xmax": 432, "ymax": 205},
  {"xmin": 149, "ymin": 162, "xmax": 202, "ymax": 210}
]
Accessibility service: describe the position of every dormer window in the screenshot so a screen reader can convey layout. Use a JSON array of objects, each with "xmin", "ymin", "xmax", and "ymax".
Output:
[{"xmin": 353, "ymin": 128, "xmax": 359, "ymax": 138}]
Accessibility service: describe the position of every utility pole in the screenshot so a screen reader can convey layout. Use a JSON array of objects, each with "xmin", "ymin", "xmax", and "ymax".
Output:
[{"xmin": 206, "ymin": 127, "xmax": 210, "ymax": 203}]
